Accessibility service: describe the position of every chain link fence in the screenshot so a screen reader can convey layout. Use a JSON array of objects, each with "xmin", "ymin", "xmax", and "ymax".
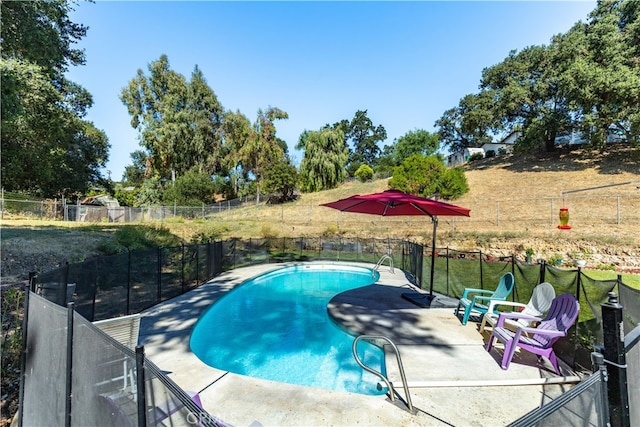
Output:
[{"xmin": 2, "ymin": 193, "xmax": 640, "ymax": 230}]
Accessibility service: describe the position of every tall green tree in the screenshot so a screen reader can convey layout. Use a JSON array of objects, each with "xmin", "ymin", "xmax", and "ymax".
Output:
[
  {"xmin": 329, "ymin": 110, "xmax": 386, "ymax": 174},
  {"xmin": 563, "ymin": 0, "xmax": 640, "ymax": 149},
  {"xmin": 263, "ymin": 160, "xmax": 298, "ymax": 204},
  {"xmin": 393, "ymin": 129, "xmax": 441, "ymax": 164},
  {"xmin": 122, "ymin": 150, "xmax": 148, "ymax": 185},
  {"xmin": 480, "ymin": 45, "xmax": 573, "ymax": 153},
  {"xmin": 435, "ymin": 93, "xmax": 494, "ymax": 153},
  {"xmin": 120, "ymin": 55, "xmax": 224, "ymax": 180},
  {"xmin": 296, "ymin": 129, "xmax": 348, "ymax": 192},
  {"xmin": 1, "ymin": 0, "xmax": 110, "ymax": 197}
]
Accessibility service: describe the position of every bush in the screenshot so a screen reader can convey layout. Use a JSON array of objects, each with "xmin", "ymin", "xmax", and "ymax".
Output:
[
  {"xmin": 485, "ymin": 150, "xmax": 496, "ymax": 158},
  {"xmin": 260, "ymin": 224, "xmax": 278, "ymax": 239},
  {"xmin": 354, "ymin": 164, "xmax": 374, "ymax": 182},
  {"xmin": 190, "ymin": 224, "xmax": 229, "ymax": 244},
  {"xmin": 162, "ymin": 169, "xmax": 216, "ymax": 206},
  {"xmin": 389, "ymin": 155, "xmax": 469, "ymax": 200},
  {"xmin": 98, "ymin": 225, "xmax": 182, "ymax": 254},
  {"xmin": 468, "ymin": 152, "xmax": 484, "ymax": 162},
  {"xmin": 439, "ymin": 167, "xmax": 469, "ymax": 199}
]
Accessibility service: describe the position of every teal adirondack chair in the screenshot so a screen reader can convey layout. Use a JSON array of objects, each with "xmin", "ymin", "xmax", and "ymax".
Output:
[{"xmin": 455, "ymin": 272, "xmax": 515, "ymax": 325}]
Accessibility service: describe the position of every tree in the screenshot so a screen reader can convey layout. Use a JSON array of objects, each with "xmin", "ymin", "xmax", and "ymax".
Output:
[
  {"xmin": 120, "ymin": 55, "xmax": 224, "ymax": 180},
  {"xmin": 1, "ymin": 0, "xmax": 87, "ymax": 81},
  {"xmin": 1, "ymin": 1, "xmax": 110, "ymax": 197},
  {"xmin": 329, "ymin": 110, "xmax": 387, "ymax": 174},
  {"xmin": 122, "ymin": 150, "xmax": 148, "ymax": 184},
  {"xmin": 480, "ymin": 45, "xmax": 572, "ymax": 152},
  {"xmin": 162, "ymin": 169, "xmax": 217, "ymax": 206},
  {"xmin": 296, "ymin": 129, "xmax": 348, "ymax": 192},
  {"xmin": 393, "ymin": 129, "xmax": 440, "ymax": 164},
  {"xmin": 562, "ymin": 0, "xmax": 640, "ymax": 149},
  {"xmin": 242, "ymin": 107, "xmax": 289, "ymax": 201},
  {"xmin": 221, "ymin": 110, "xmax": 254, "ymax": 197},
  {"xmin": 263, "ymin": 161, "xmax": 298, "ymax": 204},
  {"xmin": 388, "ymin": 155, "xmax": 468, "ymax": 200},
  {"xmin": 435, "ymin": 93, "xmax": 494, "ymax": 153}
]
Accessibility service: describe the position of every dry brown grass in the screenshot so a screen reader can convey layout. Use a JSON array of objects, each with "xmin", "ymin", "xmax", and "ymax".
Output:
[
  {"xmin": 1, "ymin": 144, "xmax": 638, "ymax": 271},
  {"xmin": 212, "ymin": 144, "xmax": 640, "ymax": 268}
]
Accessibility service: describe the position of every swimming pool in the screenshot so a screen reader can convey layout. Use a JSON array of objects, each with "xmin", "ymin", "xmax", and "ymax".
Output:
[{"xmin": 190, "ymin": 264, "xmax": 386, "ymax": 395}]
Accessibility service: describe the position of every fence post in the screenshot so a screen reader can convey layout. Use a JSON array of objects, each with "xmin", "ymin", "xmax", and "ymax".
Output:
[
  {"xmin": 135, "ymin": 346, "xmax": 147, "ymax": 427},
  {"xmin": 602, "ymin": 292, "xmax": 630, "ymax": 427},
  {"xmin": 126, "ymin": 250, "xmax": 131, "ymax": 315},
  {"xmin": 17, "ymin": 289, "xmax": 31, "ymax": 427},
  {"xmin": 157, "ymin": 247, "xmax": 162, "ymax": 303},
  {"xmin": 65, "ymin": 302, "xmax": 75, "ymax": 427},
  {"xmin": 181, "ymin": 244, "xmax": 185, "ymax": 294},
  {"xmin": 540, "ymin": 260, "xmax": 546, "ymax": 283},
  {"xmin": 28, "ymin": 271, "xmax": 37, "ymax": 293},
  {"xmin": 58, "ymin": 262, "xmax": 70, "ymax": 306},
  {"xmin": 591, "ymin": 351, "xmax": 611, "ymax": 424}
]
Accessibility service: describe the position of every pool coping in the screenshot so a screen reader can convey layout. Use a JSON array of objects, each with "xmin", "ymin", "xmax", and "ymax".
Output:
[{"xmin": 139, "ymin": 261, "xmax": 578, "ymax": 426}]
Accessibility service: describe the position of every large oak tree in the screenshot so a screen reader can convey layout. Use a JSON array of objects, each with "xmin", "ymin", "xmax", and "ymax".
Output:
[{"xmin": 1, "ymin": 0, "xmax": 110, "ymax": 197}]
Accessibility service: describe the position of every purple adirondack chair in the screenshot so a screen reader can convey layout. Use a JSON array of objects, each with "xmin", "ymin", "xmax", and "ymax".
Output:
[{"xmin": 485, "ymin": 293, "xmax": 580, "ymax": 375}]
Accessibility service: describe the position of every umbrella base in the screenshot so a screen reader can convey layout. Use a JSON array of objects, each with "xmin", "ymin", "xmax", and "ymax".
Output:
[{"xmin": 401, "ymin": 292, "xmax": 437, "ymax": 308}]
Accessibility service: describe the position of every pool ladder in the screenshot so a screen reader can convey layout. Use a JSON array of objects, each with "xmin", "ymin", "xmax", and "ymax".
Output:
[
  {"xmin": 373, "ymin": 255, "xmax": 394, "ymax": 275},
  {"xmin": 352, "ymin": 335, "xmax": 415, "ymax": 413}
]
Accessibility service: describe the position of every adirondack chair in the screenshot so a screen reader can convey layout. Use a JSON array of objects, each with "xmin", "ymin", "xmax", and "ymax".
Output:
[
  {"xmin": 479, "ymin": 282, "xmax": 556, "ymax": 333},
  {"xmin": 455, "ymin": 272, "xmax": 514, "ymax": 325},
  {"xmin": 486, "ymin": 293, "xmax": 580, "ymax": 375}
]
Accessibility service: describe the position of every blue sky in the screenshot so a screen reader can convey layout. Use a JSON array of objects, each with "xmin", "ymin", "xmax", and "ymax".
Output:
[{"xmin": 66, "ymin": 1, "xmax": 596, "ymax": 181}]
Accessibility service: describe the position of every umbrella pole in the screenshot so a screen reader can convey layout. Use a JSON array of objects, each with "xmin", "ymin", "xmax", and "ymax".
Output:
[{"xmin": 429, "ymin": 217, "xmax": 438, "ymax": 297}]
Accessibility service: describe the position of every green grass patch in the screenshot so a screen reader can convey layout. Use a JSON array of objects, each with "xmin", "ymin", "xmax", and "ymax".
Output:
[{"xmin": 583, "ymin": 269, "xmax": 640, "ymax": 289}]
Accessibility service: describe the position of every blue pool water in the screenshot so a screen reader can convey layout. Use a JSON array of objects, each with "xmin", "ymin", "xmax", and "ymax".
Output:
[{"xmin": 190, "ymin": 264, "xmax": 386, "ymax": 395}]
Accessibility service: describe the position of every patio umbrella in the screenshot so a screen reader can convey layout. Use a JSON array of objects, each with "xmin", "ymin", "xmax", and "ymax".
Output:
[{"xmin": 321, "ymin": 189, "xmax": 470, "ymax": 303}]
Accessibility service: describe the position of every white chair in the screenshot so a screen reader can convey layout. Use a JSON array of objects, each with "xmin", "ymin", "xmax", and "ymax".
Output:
[
  {"xmin": 479, "ymin": 282, "xmax": 555, "ymax": 333},
  {"xmin": 93, "ymin": 314, "xmax": 141, "ymax": 395}
]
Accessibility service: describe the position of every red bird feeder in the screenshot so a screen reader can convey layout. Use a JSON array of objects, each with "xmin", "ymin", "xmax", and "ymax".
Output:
[{"xmin": 558, "ymin": 207, "xmax": 571, "ymax": 229}]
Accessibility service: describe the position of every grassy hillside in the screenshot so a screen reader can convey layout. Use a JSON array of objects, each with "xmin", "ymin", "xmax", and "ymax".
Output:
[
  {"xmin": 207, "ymin": 144, "xmax": 640, "ymax": 268},
  {"xmin": 1, "ymin": 144, "xmax": 639, "ymax": 283}
]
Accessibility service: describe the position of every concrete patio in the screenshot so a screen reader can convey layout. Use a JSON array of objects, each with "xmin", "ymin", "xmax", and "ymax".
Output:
[{"xmin": 139, "ymin": 262, "xmax": 581, "ymax": 426}]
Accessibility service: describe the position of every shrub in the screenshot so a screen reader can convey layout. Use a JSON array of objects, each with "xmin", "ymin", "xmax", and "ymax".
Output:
[
  {"xmin": 485, "ymin": 150, "xmax": 496, "ymax": 158},
  {"xmin": 260, "ymin": 224, "xmax": 278, "ymax": 239},
  {"xmin": 321, "ymin": 225, "xmax": 340, "ymax": 237},
  {"xmin": 389, "ymin": 155, "xmax": 470, "ymax": 200},
  {"xmin": 354, "ymin": 164, "xmax": 374, "ymax": 182},
  {"xmin": 439, "ymin": 167, "xmax": 469, "ymax": 200},
  {"xmin": 468, "ymin": 152, "xmax": 484, "ymax": 162},
  {"xmin": 162, "ymin": 169, "xmax": 216, "ymax": 206},
  {"xmin": 189, "ymin": 224, "xmax": 229, "ymax": 244},
  {"xmin": 98, "ymin": 225, "xmax": 181, "ymax": 254}
]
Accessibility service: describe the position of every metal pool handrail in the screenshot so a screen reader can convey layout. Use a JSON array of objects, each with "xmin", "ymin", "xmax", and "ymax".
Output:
[{"xmin": 352, "ymin": 335, "xmax": 414, "ymax": 413}]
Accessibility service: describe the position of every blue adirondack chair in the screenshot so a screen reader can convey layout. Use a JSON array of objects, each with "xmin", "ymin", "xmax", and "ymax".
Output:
[
  {"xmin": 486, "ymin": 293, "xmax": 580, "ymax": 375},
  {"xmin": 454, "ymin": 272, "xmax": 515, "ymax": 325}
]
